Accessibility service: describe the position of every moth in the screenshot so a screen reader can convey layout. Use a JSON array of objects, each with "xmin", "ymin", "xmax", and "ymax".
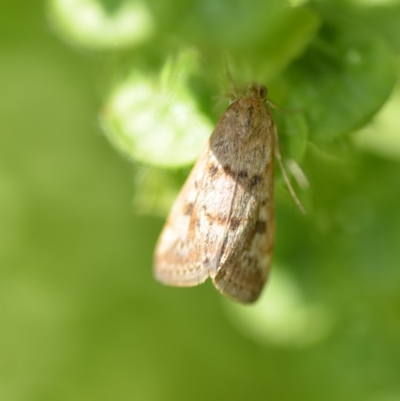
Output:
[{"xmin": 154, "ymin": 84, "xmax": 303, "ymax": 303}]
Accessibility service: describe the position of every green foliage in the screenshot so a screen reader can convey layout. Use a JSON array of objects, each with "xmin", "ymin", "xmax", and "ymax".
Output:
[
  {"xmin": 101, "ymin": 49, "xmax": 213, "ymax": 167},
  {"xmin": 49, "ymin": 0, "xmax": 398, "ymax": 214},
  {"xmin": 276, "ymin": 5, "xmax": 396, "ymax": 140},
  {"xmin": 2, "ymin": 1, "xmax": 400, "ymax": 400}
]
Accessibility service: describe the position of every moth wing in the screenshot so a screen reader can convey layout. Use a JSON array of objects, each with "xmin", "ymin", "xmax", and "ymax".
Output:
[
  {"xmin": 212, "ymin": 181, "xmax": 275, "ymax": 303},
  {"xmin": 211, "ymin": 126, "xmax": 275, "ymax": 304},
  {"xmin": 154, "ymin": 144, "xmax": 236, "ymax": 286},
  {"xmin": 155, "ymin": 94, "xmax": 276, "ymax": 301}
]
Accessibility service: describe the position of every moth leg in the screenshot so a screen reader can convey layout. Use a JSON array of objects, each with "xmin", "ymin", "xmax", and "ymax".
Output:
[
  {"xmin": 273, "ymin": 128, "xmax": 306, "ymax": 214},
  {"xmin": 287, "ymin": 158, "xmax": 309, "ymax": 190}
]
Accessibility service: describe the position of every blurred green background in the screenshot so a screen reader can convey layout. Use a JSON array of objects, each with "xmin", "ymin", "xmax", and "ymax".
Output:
[{"xmin": 1, "ymin": 0, "xmax": 400, "ymax": 400}]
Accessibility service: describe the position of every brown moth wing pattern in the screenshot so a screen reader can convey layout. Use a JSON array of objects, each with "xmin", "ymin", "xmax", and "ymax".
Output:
[
  {"xmin": 154, "ymin": 85, "xmax": 275, "ymax": 303},
  {"xmin": 154, "ymin": 144, "xmax": 216, "ymax": 286},
  {"xmin": 154, "ymin": 138, "xmax": 243, "ymax": 286},
  {"xmin": 210, "ymin": 94, "xmax": 275, "ymax": 303}
]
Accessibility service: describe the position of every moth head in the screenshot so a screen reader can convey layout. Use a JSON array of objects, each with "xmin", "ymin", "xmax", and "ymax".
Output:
[
  {"xmin": 249, "ymin": 84, "xmax": 268, "ymax": 101},
  {"xmin": 258, "ymin": 85, "xmax": 268, "ymax": 100}
]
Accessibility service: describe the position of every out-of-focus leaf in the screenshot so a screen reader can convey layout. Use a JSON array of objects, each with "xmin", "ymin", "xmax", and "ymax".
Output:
[
  {"xmin": 132, "ymin": 166, "xmax": 186, "ymax": 216},
  {"xmin": 155, "ymin": 1, "xmax": 321, "ymax": 83},
  {"xmin": 274, "ymin": 5, "xmax": 396, "ymax": 140},
  {"xmin": 355, "ymin": 76, "xmax": 400, "ymax": 160},
  {"xmin": 100, "ymin": 49, "xmax": 213, "ymax": 167},
  {"xmin": 48, "ymin": 0, "xmax": 154, "ymax": 50},
  {"xmin": 225, "ymin": 267, "xmax": 335, "ymax": 347},
  {"xmin": 320, "ymin": 2, "xmax": 400, "ymax": 53}
]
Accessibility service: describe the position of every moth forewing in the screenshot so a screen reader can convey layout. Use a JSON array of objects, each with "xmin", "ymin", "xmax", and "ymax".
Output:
[
  {"xmin": 154, "ymin": 145, "xmax": 213, "ymax": 286},
  {"xmin": 211, "ymin": 91, "xmax": 275, "ymax": 303},
  {"xmin": 154, "ymin": 84, "xmax": 276, "ymax": 303}
]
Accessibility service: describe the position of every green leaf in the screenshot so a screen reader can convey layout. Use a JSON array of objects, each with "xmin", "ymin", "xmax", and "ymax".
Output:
[
  {"xmin": 165, "ymin": 1, "xmax": 321, "ymax": 83},
  {"xmin": 321, "ymin": 2, "xmax": 400, "ymax": 54},
  {"xmin": 355, "ymin": 77, "xmax": 400, "ymax": 161},
  {"xmin": 100, "ymin": 49, "xmax": 213, "ymax": 167},
  {"xmin": 276, "ymin": 5, "xmax": 397, "ymax": 140},
  {"xmin": 48, "ymin": 0, "xmax": 154, "ymax": 51}
]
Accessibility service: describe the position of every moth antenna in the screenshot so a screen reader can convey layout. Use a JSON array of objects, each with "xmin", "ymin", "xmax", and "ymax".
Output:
[
  {"xmin": 223, "ymin": 53, "xmax": 238, "ymax": 99},
  {"xmin": 267, "ymin": 100, "xmax": 302, "ymax": 114},
  {"xmin": 212, "ymin": 93, "xmax": 233, "ymax": 112},
  {"xmin": 274, "ymin": 129, "xmax": 306, "ymax": 214}
]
